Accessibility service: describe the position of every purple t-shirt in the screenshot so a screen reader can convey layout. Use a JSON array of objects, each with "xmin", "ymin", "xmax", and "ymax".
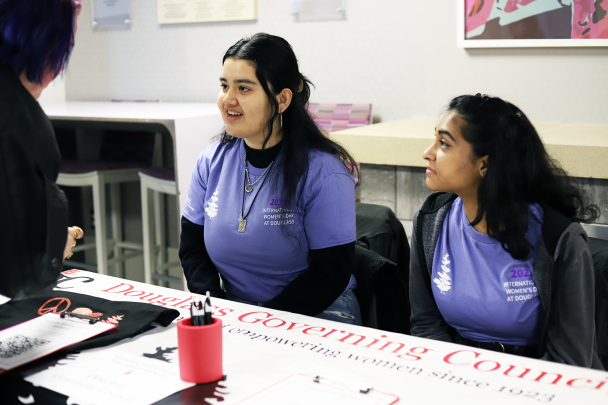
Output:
[
  {"xmin": 183, "ymin": 138, "xmax": 357, "ymax": 303},
  {"xmin": 432, "ymin": 197, "xmax": 544, "ymax": 345}
]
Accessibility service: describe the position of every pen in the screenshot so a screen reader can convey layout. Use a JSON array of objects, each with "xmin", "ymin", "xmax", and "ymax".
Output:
[
  {"xmin": 190, "ymin": 296, "xmax": 199, "ymax": 326},
  {"xmin": 203, "ymin": 291, "xmax": 212, "ymax": 325},
  {"xmin": 193, "ymin": 298, "xmax": 206, "ymax": 326}
]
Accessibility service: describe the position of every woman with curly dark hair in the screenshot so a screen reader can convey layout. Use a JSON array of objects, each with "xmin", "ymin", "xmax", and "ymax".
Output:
[{"xmin": 409, "ymin": 94, "xmax": 603, "ymax": 369}]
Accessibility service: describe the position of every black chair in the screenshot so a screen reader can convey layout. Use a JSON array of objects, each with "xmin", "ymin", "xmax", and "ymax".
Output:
[{"xmin": 353, "ymin": 203, "xmax": 410, "ymax": 334}]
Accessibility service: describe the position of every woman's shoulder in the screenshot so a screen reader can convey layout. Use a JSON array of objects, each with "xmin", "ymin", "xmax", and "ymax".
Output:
[
  {"xmin": 307, "ymin": 149, "xmax": 350, "ymax": 177},
  {"xmin": 418, "ymin": 192, "xmax": 458, "ymax": 214},
  {"xmin": 198, "ymin": 138, "xmax": 239, "ymax": 165},
  {"xmin": 0, "ymin": 67, "xmax": 47, "ymax": 137},
  {"xmin": 538, "ymin": 204, "xmax": 577, "ymax": 257}
]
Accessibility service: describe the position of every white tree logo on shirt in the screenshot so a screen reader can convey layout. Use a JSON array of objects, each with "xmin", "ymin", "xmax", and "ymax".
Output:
[
  {"xmin": 205, "ymin": 188, "xmax": 219, "ymax": 218},
  {"xmin": 433, "ymin": 253, "xmax": 452, "ymax": 294}
]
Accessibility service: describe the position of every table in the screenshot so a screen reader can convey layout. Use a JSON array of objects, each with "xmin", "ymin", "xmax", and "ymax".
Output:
[
  {"xmin": 40, "ymin": 102, "xmax": 224, "ymax": 218},
  {"xmin": 3, "ymin": 270, "xmax": 607, "ymax": 404}
]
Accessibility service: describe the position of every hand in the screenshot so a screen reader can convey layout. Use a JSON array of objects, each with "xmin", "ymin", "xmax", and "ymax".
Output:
[{"xmin": 64, "ymin": 226, "xmax": 84, "ymax": 260}]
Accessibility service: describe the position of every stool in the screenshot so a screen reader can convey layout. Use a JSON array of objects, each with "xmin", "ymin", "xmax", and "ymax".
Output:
[
  {"xmin": 139, "ymin": 168, "xmax": 182, "ymax": 286},
  {"xmin": 58, "ymin": 131, "xmax": 155, "ymax": 276},
  {"xmin": 58, "ymin": 166, "xmax": 144, "ymax": 276}
]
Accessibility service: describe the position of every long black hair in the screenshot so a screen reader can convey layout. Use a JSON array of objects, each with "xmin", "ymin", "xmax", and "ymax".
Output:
[
  {"xmin": 448, "ymin": 94, "xmax": 598, "ymax": 260},
  {"xmin": 219, "ymin": 33, "xmax": 358, "ymax": 206}
]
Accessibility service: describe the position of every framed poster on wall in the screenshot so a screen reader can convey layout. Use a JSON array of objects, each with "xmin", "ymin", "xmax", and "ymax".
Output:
[
  {"xmin": 457, "ymin": 0, "xmax": 608, "ymax": 47},
  {"xmin": 157, "ymin": 0, "xmax": 257, "ymax": 24}
]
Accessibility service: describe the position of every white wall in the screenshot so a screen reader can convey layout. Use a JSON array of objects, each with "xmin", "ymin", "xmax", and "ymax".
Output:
[{"xmin": 66, "ymin": 0, "xmax": 608, "ymax": 125}]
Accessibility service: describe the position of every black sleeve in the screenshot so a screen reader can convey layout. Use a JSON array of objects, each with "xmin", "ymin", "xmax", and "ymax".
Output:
[
  {"xmin": 0, "ymin": 113, "xmax": 67, "ymax": 299},
  {"xmin": 178, "ymin": 216, "xmax": 226, "ymax": 299},
  {"xmin": 266, "ymin": 241, "xmax": 354, "ymax": 316},
  {"xmin": 409, "ymin": 212, "xmax": 454, "ymax": 342},
  {"xmin": 542, "ymin": 228, "xmax": 603, "ymax": 369}
]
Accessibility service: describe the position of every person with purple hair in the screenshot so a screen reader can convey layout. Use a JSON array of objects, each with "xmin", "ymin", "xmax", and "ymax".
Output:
[{"xmin": 0, "ymin": 0, "xmax": 83, "ymax": 299}]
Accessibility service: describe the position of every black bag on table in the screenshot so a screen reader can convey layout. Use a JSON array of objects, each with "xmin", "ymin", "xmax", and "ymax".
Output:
[{"xmin": 0, "ymin": 290, "xmax": 179, "ymax": 353}]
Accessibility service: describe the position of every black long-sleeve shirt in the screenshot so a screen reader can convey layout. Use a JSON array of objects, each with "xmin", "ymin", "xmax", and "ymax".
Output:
[{"xmin": 0, "ymin": 63, "xmax": 68, "ymax": 299}]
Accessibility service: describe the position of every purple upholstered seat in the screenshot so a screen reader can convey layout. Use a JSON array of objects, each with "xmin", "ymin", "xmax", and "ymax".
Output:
[{"xmin": 139, "ymin": 167, "xmax": 175, "ymax": 182}]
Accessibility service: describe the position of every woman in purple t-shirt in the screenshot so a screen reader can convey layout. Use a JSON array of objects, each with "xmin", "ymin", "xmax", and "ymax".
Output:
[
  {"xmin": 409, "ymin": 94, "xmax": 603, "ymax": 369},
  {"xmin": 179, "ymin": 33, "xmax": 362, "ymax": 325}
]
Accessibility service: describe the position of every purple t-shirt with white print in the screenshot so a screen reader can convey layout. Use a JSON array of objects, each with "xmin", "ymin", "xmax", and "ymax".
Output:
[
  {"xmin": 432, "ymin": 197, "xmax": 544, "ymax": 345},
  {"xmin": 183, "ymin": 138, "xmax": 357, "ymax": 303}
]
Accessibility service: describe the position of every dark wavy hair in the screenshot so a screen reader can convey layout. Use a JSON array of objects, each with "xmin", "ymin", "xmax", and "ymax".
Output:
[
  {"xmin": 448, "ymin": 94, "xmax": 598, "ymax": 260},
  {"xmin": 0, "ymin": 0, "xmax": 78, "ymax": 84},
  {"xmin": 219, "ymin": 33, "xmax": 358, "ymax": 206}
]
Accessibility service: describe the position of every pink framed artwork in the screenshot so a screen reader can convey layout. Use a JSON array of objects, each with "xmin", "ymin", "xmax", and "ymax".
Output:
[{"xmin": 457, "ymin": 0, "xmax": 608, "ymax": 47}]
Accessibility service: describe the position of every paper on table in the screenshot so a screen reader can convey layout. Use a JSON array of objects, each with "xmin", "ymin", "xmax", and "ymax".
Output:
[
  {"xmin": 0, "ymin": 313, "xmax": 116, "ymax": 371},
  {"xmin": 25, "ymin": 326, "xmax": 195, "ymax": 405},
  {"xmin": 237, "ymin": 374, "xmax": 399, "ymax": 405}
]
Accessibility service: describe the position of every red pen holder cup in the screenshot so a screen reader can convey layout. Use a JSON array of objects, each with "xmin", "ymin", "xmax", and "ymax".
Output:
[{"xmin": 177, "ymin": 317, "xmax": 223, "ymax": 384}]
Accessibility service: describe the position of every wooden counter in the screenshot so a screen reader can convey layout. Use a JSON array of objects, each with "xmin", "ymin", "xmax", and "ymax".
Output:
[{"xmin": 332, "ymin": 119, "xmax": 608, "ymax": 179}]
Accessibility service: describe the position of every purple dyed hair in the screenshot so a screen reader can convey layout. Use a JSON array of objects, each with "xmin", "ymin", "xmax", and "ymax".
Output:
[{"xmin": 0, "ymin": 0, "xmax": 78, "ymax": 84}]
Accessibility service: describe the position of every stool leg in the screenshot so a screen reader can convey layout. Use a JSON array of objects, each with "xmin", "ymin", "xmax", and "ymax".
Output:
[
  {"xmin": 141, "ymin": 178, "xmax": 154, "ymax": 285},
  {"xmin": 153, "ymin": 189, "xmax": 168, "ymax": 287},
  {"xmin": 110, "ymin": 182, "xmax": 123, "ymax": 278},
  {"xmin": 92, "ymin": 173, "xmax": 108, "ymax": 275}
]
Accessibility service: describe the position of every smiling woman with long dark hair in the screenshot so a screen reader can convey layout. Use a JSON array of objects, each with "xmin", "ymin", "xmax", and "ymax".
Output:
[
  {"xmin": 179, "ymin": 33, "xmax": 361, "ymax": 325},
  {"xmin": 409, "ymin": 94, "xmax": 603, "ymax": 369}
]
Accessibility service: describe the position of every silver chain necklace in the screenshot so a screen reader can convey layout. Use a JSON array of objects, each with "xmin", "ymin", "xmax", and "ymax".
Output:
[
  {"xmin": 239, "ymin": 149, "xmax": 275, "ymax": 232},
  {"xmin": 244, "ymin": 148, "xmax": 274, "ymax": 193}
]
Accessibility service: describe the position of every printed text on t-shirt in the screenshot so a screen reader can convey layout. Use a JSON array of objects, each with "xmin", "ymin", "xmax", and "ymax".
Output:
[
  {"xmin": 504, "ymin": 277, "xmax": 538, "ymax": 302},
  {"xmin": 269, "ymin": 199, "xmax": 289, "ymax": 207},
  {"xmin": 262, "ymin": 206, "xmax": 295, "ymax": 226},
  {"xmin": 510, "ymin": 268, "xmax": 530, "ymax": 278}
]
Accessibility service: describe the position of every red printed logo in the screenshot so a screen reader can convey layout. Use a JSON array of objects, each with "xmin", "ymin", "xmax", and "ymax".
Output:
[{"xmin": 38, "ymin": 297, "xmax": 71, "ymax": 315}]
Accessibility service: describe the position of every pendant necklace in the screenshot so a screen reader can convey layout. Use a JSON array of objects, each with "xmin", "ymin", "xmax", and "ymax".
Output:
[
  {"xmin": 239, "ymin": 149, "xmax": 274, "ymax": 233},
  {"xmin": 244, "ymin": 148, "xmax": 274, "ymax": 193}
]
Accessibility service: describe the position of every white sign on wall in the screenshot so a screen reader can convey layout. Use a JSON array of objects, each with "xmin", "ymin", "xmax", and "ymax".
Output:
[
  {"xmin": 290, "ymin": 0, "xmax": 346, "ymax": 21},
  {"xmin": 91, "ymin": 0, "xmax": 132, "ymax": 27},
  {"xmin": 157, "ymin": 0, "xmax": 257, "ymax": 24}
]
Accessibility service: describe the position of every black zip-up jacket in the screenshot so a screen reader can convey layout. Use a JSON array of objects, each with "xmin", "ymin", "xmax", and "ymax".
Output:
[
  {"xmin": 0, "ymin": 64, "xmax": 68, "ymax": 299},
  {"xmin": 410, "ymin": 192, "xmax": 603, "ymax": 369}
]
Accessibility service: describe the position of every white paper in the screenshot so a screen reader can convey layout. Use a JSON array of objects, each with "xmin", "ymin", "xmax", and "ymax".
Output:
[
  {"xmin": 0, "ymin": 313, "xmax": 115, "ymax": 370},
  {"xmin": 237, "ymin": 374, "xmax": 398, "ymax": 405},
  {"xmin": 26, "ymin": 326, "xmax": 194, "ymax": 405}
]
